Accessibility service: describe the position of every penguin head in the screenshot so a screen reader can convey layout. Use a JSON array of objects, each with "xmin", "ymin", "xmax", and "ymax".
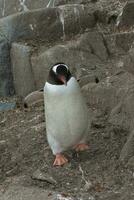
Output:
[{"xmin": 48, "ymin": 63, "xmax": 72, "ymax": 85}]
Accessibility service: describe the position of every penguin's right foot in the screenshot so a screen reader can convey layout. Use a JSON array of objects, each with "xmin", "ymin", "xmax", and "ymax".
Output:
[
  {"xmin": 53, "ymin": 154, "xmax": 68, "ymax": 166},
  {"xmin": 75, "ymin": 143, "xmax": 89, "ymax": 152}
]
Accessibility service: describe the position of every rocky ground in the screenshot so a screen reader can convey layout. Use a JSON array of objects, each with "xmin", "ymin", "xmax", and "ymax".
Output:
[
  {"xmin": 0, "ymin": 97, "xmax": 134, "ymax": 200},
  {"xmin": 1, "ymin": 0, "xmax": 134, "ymax": 199}
]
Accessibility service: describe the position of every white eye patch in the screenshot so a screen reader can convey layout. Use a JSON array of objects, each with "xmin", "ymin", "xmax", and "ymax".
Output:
[{"xmin": 52, "ymin": 64, "xmax": 69, "ymax": 74}]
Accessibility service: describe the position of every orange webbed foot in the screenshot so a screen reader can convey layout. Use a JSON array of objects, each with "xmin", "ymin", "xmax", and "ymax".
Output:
[
  {"xmin": 75, "ymin": 143, "xmax": 89, "ymax": 152},
  {"xmin": 53, "ymin": 154, "xmax": 68, "ymax": 166}
]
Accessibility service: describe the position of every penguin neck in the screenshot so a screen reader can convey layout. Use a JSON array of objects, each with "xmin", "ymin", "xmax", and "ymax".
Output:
[{"xmin": 45, "ymin": 77, "xmax": 79, "ymax": 94}]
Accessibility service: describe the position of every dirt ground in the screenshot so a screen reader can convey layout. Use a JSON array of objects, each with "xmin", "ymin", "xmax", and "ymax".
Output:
[{"xmin": 0, "ymin": 97, "xmax": 134, "ymax": 200}]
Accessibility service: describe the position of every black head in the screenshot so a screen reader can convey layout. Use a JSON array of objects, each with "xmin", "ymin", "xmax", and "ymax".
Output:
[{"xmin": 47, "ymin": 63, "xmax": 72, "ymax": 85}]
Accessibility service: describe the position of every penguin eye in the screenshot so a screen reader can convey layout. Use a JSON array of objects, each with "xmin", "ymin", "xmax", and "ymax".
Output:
[
  {"xmin": 52, "ymin": 64, "xmax": 69, "ymax": 74},
  {"xmin": 52, "ymin": 65, "xmax": 58, "ymax": 73}
]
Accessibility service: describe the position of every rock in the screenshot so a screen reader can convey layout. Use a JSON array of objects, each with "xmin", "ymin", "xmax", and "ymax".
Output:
[
  {"xmin": 126, "ymin": 156, "xmax": 134, "ymax": 170},
  {"xmin": 26, "ymin": 0, "xmax": 54, "ymax": 10},
  {"xmin": 0, "ymin": 185, "xmax": 55, "ymax": 200},
  {"xmin": 11, "ymin": 42, "xmax": 36, "ymax": 97},
  {"xmin": 108, "ymin": 102, "xmax": 129, "ymax": 134},
  {"xmin": 118, "ymin": 0, "xmax": 134, "ymax": 28},
  {"xmin": 0, "ymin": 8, "xmax": 62, "ymax": 97},
  {"xmin": 0, "ymin": 5, "xmax": 97, "ymax": 96},
  {"xmin": 0, "ymin": 0, "xmax": 53, "ymax": 18},
  {"xmin": 120, "ymin": 130, "xmax": 134, "ymax": 163},
  {"xmin": 24, "ymin": 90, "xmax": 44, "ymax": 107},
  {"xmin": 0, "ymin": 8, "xmax": 63, "ymax": 43},
  {"xmin": 123, "ymin": 46, "xmax": 134, "ymax": 75},
  {"xmin": 31, "ymin": 31, "xmax": 107, "ymax": 90},
  {"xmin": 0, "ymin": 5, "xmax": 96, "ymax": 43},
  {"xmin": 79, "ymin": 74, "xmax": 97, "ymax": 87},
  {"xmin": 107, "ymin": 72, "xmax": 134, "ymax": 164},
  {"xmin": 104, "ymin": 31, "xmax": 134, "ymax": 55},
  {"xmin": 56, "ymin": 4, "xmax": 96, "ymax": 39},
  {"xmin": 79, "ymin": 31, "xmax": 108, "ymax": 61},
  {"xmin": 56, "ymin": 0, "xmax": 85, "ymax": 6},
  {"xmin": 122, "ymin": 55, "xmax": 133, "ymax": 75},
  {"xmin": 0, "ymin": 140, "xmax": 7, "ymax": 151},
  {"xmin": 0, "ymin": 40, "xmax": 14, "ymax": 96},
  {"xmin": 0, "ymin": 0, "xmax": 93, "ymax": 18},
  {"xmin": 82, "ymin": 71, "xmax": 134, "ymax": 115},
  {"xmin": 82, "ymin": 81, "xmax": 117, "ymax": 114},
  {"xmin": 109, "ymin": 76, "xmax": 134, "ymax": 134},
  {"xmin": 115, "ymin": 32, "xmax": 134, "ymax": 53},
  {"xmin": 32, "ymin": 169, "xmax": 57, "ymax": 184}
]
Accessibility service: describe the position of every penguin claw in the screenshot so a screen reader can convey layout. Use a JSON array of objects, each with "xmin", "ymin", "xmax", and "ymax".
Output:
[
  {"xmin": 75, "ymin": 143, "xmax": 89, "ymax": 152},
  {"xmin": 53, "ymin": 154, "xmax": 68, "ymax": 166}
]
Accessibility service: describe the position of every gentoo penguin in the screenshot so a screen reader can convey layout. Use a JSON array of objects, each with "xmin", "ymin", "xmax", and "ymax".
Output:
[{"xmin": 44, "ymin": 63, "xmax": 89, "ymax": 166}]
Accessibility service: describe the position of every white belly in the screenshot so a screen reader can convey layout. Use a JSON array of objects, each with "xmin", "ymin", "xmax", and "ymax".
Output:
[{"xmin": 44, "ymin": 77, "xmax": 89, "ymax": 154}]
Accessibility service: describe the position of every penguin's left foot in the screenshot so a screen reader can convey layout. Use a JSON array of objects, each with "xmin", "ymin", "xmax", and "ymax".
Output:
[
  {"xmin": 75, "ymin": 143, "xmax": 89, "ymax": 152},
  {"xmin": 53, "ymin": 154, "xmax": 68, "ymax": 166}
]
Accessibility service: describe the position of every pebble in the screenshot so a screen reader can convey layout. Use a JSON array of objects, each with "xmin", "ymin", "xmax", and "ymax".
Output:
[{"xmin": 32, "ymin": 169, "xmax": 57, "ymax": 185}]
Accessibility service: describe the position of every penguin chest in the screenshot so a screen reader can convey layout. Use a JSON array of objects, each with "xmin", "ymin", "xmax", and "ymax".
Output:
[{"xmin": 44, "ymin": 77, "xmax": 88, "ymax": 148}]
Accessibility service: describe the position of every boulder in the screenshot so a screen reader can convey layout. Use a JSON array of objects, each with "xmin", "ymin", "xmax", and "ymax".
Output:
[
  {"xmin": 82, "ymin": 81, "xmax": 117, "ymax": 114},
  {"xmin": 56, "ymin": 4, "xmax": 96, "ymax": 39},
  {"xmin": 0, "ymin": 8, "xmax": 63, "ymax": 43},
  {"xmin": 120, "ymin": 130, "xmax": 134, "ymax": 163},
  {"xmin": 11, "ymin": 42, "xmax": 35, "ymax": 97},
  {"xmin": 0, "ymin": 5, "xmax": 97, "ymax": 96},
  {"xmin": 79, "ymin": 31, "xmax": 108, "ymax": 61},
  {"xmin": 56, "ymin": 0, "xmax": 87, "ymax": 6},
  {"xmin": 109, "ymin": 81, "xmax": 134, "ymax": 133},
  {"xmin": 31, "ymin": 31, "xmax": 108, "ymax": 90},
  {"xmin": 118, "ymin": 0, "xmax": 134, "ymax": 28},
  {"xmin": 82, "ymin": 71, "xmax": 134, "ymax": 114},
  {"xmin": 123, "ymin": 46, "xmax": 134, "ymax": 75},
  {"xmin": 0, "ymin": 0, "xmax": 93, "ymax": 18},
  {"xmin": 23, "ymin": 90, "xmax": 44, "ymax": 108},
  {"xmin": 0, "ymin": 40, "xmax": 14, "ymax": 96},
  {"xmin": 0, "ymin": 0, "xmax": 99, "ymax": 19},
  {"xmin": 10, "ymin": 29, "xmax": 108, "ymax": 97},
  {"xmin": 107, "ymin": 72, "xmax": 134, "ymax": 161},
  {"xmin": 0, "ymin": 5, "xmax": 96, "ymax": 43},
  {"xmin": 0, "ymin": 8, "xmax": 62, "ymax": 97},
  {"xmin": 0, "ymin": 0, "xmax": 53, "ymax": 18},
  {"xmin": 82, "ymin": 70, "xmax": 134, "ymax": 164},
  {"xmin": 104, "ymin": 31, "xmax": 134, "ymax": 55}
]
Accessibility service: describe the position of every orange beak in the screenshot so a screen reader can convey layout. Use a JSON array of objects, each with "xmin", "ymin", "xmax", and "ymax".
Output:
[{"xmin": 59, "ymin": 75, "xmax": 67, "ymax": 86}]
